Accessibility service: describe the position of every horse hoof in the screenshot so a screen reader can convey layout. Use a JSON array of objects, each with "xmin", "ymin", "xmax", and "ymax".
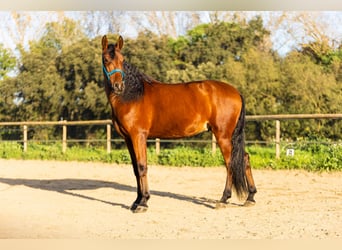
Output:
[
  {"xmin": 215, "ymin": 202, "xmax": 229, "ymax": 209},
  {"xmin": 130, "ymin": 203, "xmax": 148, "ymax": 213},
  {"xmin": 243, "ymin": 200, "xmax": 256, "ymax": 207}
]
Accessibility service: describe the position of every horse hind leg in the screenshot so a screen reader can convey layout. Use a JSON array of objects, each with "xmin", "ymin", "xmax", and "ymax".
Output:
[
  {"xmin": 244, "ymin": 152, "xmax": 257, "ymax": 207},
  {"xmin": 213, "ymin": 134, "xmax": 234, "ymax": 208},
  {"xmin": 214, "ymin": 133, "xmax": 256, "ymax": 208}
]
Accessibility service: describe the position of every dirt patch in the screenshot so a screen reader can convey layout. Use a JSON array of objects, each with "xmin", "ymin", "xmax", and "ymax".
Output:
[{"xmin": 0, "ymin": 159, "xmax": 341, "ymax": 239}]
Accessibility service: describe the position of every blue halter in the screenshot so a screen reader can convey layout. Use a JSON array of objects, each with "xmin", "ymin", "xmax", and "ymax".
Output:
[{"xmin": 102, "ymin": 64, "xmax": 125, "ymax": 81}]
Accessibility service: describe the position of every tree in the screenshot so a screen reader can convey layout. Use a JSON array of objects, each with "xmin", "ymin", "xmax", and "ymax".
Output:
[
  {"xmin": 123, "ymin": 31, "xmax": 174, "ymax": 82},
  {"xmin": 42, "ymin": 18, "xmax": 86, "ymax": 52},
  {"xmin": 0, "ymin": 44, "xmax": 16, "ymax": 122},
  {"xmin": 178, "ymin": 16, "xmax": 270, "ymax": 67},
  {"xmin": 3, "ymin": 19, "xmax": 87, "ymax": 140},
  {"xmin": 0, "ymin": 44, "xmax": 16, "ymax": 80},
  {"xmin": 11, "ymin": 18, "xmax": 89, "ymax": 122},
  {"xmin": 165, "ymin": 16, "xmax": 272, "ymax": 82},
  {"xmin": 56, "ymin": 37, "xmax": 108, "ymax": 122},
  {"xmin": 278, "ymin": 51, "xmax": 341, "ymax": 139},
  {"xmin": 14, "ymin": 39, "xmax": 64, "ymax": 122}
]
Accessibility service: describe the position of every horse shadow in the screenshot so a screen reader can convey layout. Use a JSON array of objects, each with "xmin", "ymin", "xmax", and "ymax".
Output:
[{"xmin": 0, "ymin": 177, "xmax": 220, "ymax": 210}]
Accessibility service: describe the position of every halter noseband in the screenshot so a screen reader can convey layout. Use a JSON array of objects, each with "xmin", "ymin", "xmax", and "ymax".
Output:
[{"xmin": 102, "ymin": 64, "xmax": 125, "ymax": 81}]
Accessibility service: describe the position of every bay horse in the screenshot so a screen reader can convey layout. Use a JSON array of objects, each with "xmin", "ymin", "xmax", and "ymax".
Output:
[{"xmin": 101, "ymin": 35, "xmax": 257, "ymax": 213}]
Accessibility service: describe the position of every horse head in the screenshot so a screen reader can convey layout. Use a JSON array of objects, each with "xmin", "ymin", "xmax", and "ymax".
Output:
[{"xmin": 102, "ymin": 35, "xmax": 125, "ymax": 95}]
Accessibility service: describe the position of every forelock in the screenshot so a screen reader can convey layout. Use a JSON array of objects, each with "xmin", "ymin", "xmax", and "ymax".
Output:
[{"xmin": 107, "ymin": 44, "xmax": 116, "ymax": 59}]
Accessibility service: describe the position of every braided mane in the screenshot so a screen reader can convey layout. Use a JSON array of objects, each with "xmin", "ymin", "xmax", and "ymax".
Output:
[{"xmin": 121, "ymin": 61, "xmax": 153, "ymax": 102}]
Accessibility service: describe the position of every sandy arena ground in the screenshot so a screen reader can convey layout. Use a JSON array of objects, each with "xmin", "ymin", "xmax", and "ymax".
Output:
[{"xmin": 0, "ymin": 159, "xmax": 341, "ymax": 239}]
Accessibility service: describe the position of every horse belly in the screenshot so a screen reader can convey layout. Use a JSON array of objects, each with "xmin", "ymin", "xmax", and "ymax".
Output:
[{"xmin": 149, "ymin": 111, "xmax": 209, "ymax": 139}]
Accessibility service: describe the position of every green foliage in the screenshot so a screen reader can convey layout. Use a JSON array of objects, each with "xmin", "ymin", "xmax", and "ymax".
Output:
[
  {"xmin": 155, "ymin": 147, "xmax": 224, "ymax": 167},
  {"xmin": 278, "ymin": 53, "xmax": 341, "ymax": 140},
  {"xmin": 0, "ymin": 142, "xmax": 341, "ymax": 172},
  {"xmin": 179, "ymin": 17, "xmax": 270, "ymax": 67},
  {"xmin": 0, "ymin": 15, "xmax": 341, "ymax": 143},
  {"xmin": 0, "ymin": 141, "xmax": 23, "ymax": 159},
  {"xmin": 0, "ymin": 44, "xmax": 16, "ymax": 80},
  {"xmin": 7, "ymin": 39, "xmax": 64, "ymax": 128},
  {"xmin": 56, "ymin": 37, "xmax": 108, "ymax": 121},
  {"xmin": 123, "ymin": 31, "xmax": 174, "ymax": 82},
  {"xmin": 246, "ymin": 142, "xmax": 342, "ymax": 171},
  {"xmin": 0, "ymin": 44, "xmax": 17, "ymax": 122},
  {"xmin": 42, "ymin": 18, "xmax": 86, "ymax": 51}
]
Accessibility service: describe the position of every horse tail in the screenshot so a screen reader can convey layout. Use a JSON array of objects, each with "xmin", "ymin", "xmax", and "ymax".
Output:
[{"xmin": 230, "ymin": 94, "xmax": 248, "ymax": 198}]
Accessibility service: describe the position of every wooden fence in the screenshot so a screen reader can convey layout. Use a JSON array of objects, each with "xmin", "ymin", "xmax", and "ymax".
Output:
[{"xmin": 0, "ymin": 114, "xmax": 341, "ymax": 159}]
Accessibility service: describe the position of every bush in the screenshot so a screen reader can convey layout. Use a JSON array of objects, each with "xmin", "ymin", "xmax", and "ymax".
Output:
[{"xmin": 0, "ymin": 141, "xmax": 341, "ymax": 171}]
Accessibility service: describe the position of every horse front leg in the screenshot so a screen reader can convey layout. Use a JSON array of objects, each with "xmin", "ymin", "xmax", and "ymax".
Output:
[
  {"xmin": 124, "ymin": 137, "xmax": 143, "ymax": 209},
  {"xmin": 129, "ymin": 133, "xmax": 150, "ymax": 213}
]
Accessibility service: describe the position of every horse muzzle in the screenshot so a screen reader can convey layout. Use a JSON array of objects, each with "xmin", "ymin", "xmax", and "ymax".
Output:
[{"xmin": 111, "ymin": 82, "xmax": 124, "ymax": 95}]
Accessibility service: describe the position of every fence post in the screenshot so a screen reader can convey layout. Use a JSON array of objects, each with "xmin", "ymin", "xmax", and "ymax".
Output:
[
  {"xmin": 106, "ymin": 124, "xmax": 111, "ymax": 154},
  {"xmin": 62, "ymin": 121, "xmax": 67, "ymax": 153},
  {"xmin": 212, "ymin": 133, "xmax": 216, "ymax": 154},
  {"xmin": 155, "ymin": 138, "xmax": 160, "ymax": 155},
  {"xmin": 275, "ymin": 120, "xmax": 280, "ymax": 159},
  {"xmin": 23, "ymin": 125, "xmax": 28, "ymax": 152}
]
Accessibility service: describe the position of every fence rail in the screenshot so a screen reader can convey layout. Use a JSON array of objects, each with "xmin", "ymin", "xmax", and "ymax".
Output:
[{"xmin": 1, "ymin": 114, "xmax": 341, "ymax": 159}]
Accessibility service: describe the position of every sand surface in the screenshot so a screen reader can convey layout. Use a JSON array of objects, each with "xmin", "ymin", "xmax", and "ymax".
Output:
[{"xmin": 0, "ymin": 159, "xmax": 341, "ymax": 239}]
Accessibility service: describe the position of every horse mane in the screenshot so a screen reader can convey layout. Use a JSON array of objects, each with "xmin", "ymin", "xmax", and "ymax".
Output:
[{"xmin": 121, "ymin": 61, "xmax": 154, "ymax": 102}]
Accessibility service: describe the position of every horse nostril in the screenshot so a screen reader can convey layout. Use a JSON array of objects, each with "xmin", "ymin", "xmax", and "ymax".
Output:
[{"xmin": 113, "ymin": 82, "xmax": 123, "ymax": 92}]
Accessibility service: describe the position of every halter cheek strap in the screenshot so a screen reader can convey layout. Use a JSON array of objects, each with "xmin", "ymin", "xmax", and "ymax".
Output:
[{"xmin": 102, "ymin": 65, "xmax": 125, "ymax": 81}]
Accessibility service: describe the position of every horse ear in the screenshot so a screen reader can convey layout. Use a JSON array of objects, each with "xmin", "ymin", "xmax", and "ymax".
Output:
[
  {"xmin": 117, "ymin": 35, "xmax": 124, "ymax": 50},
  {"xmin": 102, "ymin": 35, "xmax": 108, "ymax": 51}
]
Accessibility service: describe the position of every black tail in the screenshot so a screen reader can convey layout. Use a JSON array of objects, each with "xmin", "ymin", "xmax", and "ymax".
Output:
[{"xmin": 230, "ymin": 95, "xmax": 248, "ymax": 198}]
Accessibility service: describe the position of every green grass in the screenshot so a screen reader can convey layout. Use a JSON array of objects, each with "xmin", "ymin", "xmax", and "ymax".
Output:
[
  {"xmin": 0, "ymin": 141, "xmax": 341, "ymax": 171},
  {"xmin": 247, "ymin": 142, "xmax": 342, "ymax": 171}
]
